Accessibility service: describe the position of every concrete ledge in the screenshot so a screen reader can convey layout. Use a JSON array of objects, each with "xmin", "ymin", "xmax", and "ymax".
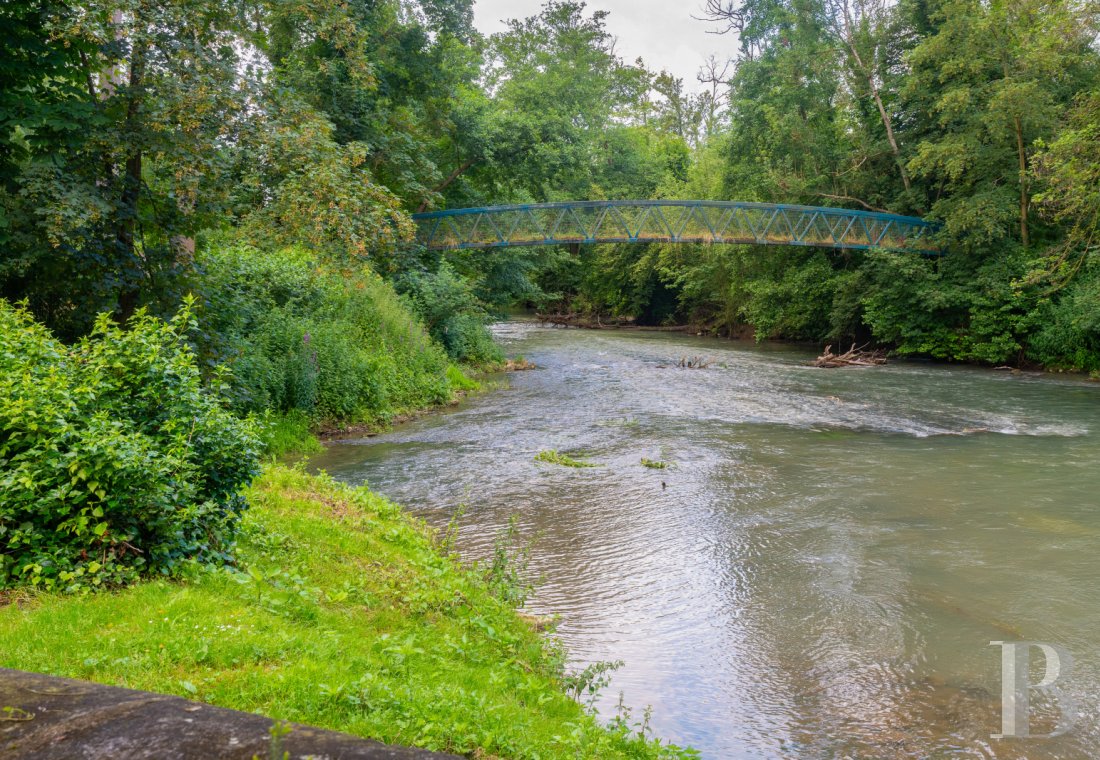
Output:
[{"xmin": 0, "ymin": 668, "xmax": 457, "ymax": 759}]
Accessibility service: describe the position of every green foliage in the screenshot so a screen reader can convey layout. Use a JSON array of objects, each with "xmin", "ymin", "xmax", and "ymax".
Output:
[
  {"xmin": 565, "ymin": 659, "xmax": 625, "ymax": 707},
  {"xmin": 731, "ymin": 251, "xmax": 845, "ymax": 341},
  {"xmin": 397, "ymin": 263, "xmax": 503, "ymax": 365},
  {"xmin": 6, "ymin": 0, "xmax": 1100, "ymax": 377},
  {"xmin": 261, "ymin": 0, "xmax": 483, "ymax": 211},
  {"xmin": 480, "ymin": 516, "xmax": 533, "ymax": 608},
  {"xmin": 0, "ymin": 466, "xmax": 695, "ymax": 758},
  {"xmin": 230, "ymin": 105, "xmax": 414, "ymax": 263},
  {"xmin": 904, "ymin": 0, "xmax": 1096, "ymax": 248},
  {"xmin": 860, "ymin": 248, "xmax": 1042, "ymax": 364},
  {"xmin": 640, "ymin": 458, "xmax": 668, "ymax": 470},
  {"xmin": 1, "ymin": 0, "xmax": 255, "ymax": 337},
  {"xmin": 444, "ymin": 364, "xmax": 480, "ymax": 392},
  {"xmin": 194, "ymin": 246, "xmax": 454, "ymax": 426},
  {"xmin": 0, "ymin": 299, "xmax": 261, "ymax": 591},
  {"xmin": 1026, "ymin": 257, "xmax": 1100, "ymax": 371},
  {"xmin": 1036, "ymin": 91, "xmax": 1100, "ymax": 256},
  {"xmin": 532, "ymin": 0, "xmax": 1100, "ymax": 370},
  {"xmin": 0, "ymin": 1, "xmax": 97, "ymax": 178},
  {"xmin": 484, "ymin": 1, "xmax": 654, "ymax": 200},
  {"xmin": 1023, "ymin": 91, "xmax": 1100, "ymax": 371}
]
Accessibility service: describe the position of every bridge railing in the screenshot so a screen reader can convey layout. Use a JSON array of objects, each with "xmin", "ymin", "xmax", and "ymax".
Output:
[{"xmin": 412, "ymin": 200, "xmax": 940, "ymax": 254}]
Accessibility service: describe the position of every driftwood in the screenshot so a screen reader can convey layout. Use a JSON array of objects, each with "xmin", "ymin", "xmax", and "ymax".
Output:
[
  {"xmin": 536, "ymin": 312, "xmax": 635, "ymax": 329},
  {"xmin": 813, "ymin": 343, "xmax": 887, "ymax": 368},
  {"xmin": 655, "ymin": 356, "xmax": 713, "ymax": 369},
  {"xmin": 676, "ymin": 356, "xmax": 712, "ymax": 369}
]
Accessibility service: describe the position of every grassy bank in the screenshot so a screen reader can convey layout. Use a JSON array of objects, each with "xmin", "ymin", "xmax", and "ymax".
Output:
[
  {"xmin": 260, "ymin": 365, "xmax": 482, "ymax": 457},
  {"xmin": 0, "ymin": 466, "xmax": 691, "ymax": 758},
  {"xmin": 196, "ymin": 246, "xmax": 482, "ymax": 454}
]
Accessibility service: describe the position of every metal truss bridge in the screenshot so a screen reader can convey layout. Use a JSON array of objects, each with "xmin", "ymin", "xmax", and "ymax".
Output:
[{"xmin": 412, "ymin": 200, "xmax": 940, "ymax": 254}]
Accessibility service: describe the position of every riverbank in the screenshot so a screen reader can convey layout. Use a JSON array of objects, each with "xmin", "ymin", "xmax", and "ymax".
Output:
[
  {"xmin": 534, "ymin": 313, "xmax": 1100, "ymax": 376},
  {"xmin": 0, "ymin": 466, "xmax": 691, "ymax": 759},
  {"xmin": 307, "ymin": 361, "xmax": 535, "ymax": 448},
  {"xmin": 262, "ymin": 367, "xmax": 482, "ymax": 456}
]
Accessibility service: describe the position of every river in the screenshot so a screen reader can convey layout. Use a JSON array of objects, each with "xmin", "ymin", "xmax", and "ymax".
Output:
[{"xmin": 310, "ymin": 321, "xmax": 1100, "ymax": 758}]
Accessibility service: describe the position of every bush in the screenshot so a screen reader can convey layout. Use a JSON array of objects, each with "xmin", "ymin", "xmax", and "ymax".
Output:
[
  {"xmin": 195, "ymin": 246, "xmax": 459, "ymax": 425},
  {"xmin": 1026, "ymin": 269, "xmax": 1100, "ymax": 371},
  {"xmin": 397, "ymin": 264, "xmax": 503, "ymax": 365},
  {"xmin": 0, "ymin": 299, "xmax": 261, "ymax": 591}
]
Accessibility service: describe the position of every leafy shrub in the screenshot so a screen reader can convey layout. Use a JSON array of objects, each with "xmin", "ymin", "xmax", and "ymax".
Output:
[
  {"xmin": 0, "ymin": 299, "xmax": 261, "ymax": 591},
  {"xmin": 861, "ymin": 249, "xmax": 1040, "ymax": 364},
  {"xmin": 732, "ymin": 250, "xmax": 841, "ymax": 341},
  {"xmin": 1026, "ymin": 269, "xmax": 1100, "ymax": 371},
  {"xmin": 397, "ymin": 264, "xmax": 503, "ymax": 365},
  {"xmin": 195, "ymin": 246, "xmax": 460, "ymax": 424}
]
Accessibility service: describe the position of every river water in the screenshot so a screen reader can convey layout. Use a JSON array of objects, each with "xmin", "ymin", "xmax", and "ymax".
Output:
[{"xmin": 311, "ymin": 322, "xmax": 1100, "ymax": 758}]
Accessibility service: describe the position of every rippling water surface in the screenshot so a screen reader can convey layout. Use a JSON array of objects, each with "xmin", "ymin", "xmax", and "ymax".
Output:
[{"xmin": 311, "ymin": 322, "xmax": 1100, "ymax": 758}]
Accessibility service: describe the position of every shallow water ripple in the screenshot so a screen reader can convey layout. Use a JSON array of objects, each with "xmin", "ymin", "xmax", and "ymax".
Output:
[{"xmin": 312, "ymin": 323, "xmax": 1100, "ymax": 758}]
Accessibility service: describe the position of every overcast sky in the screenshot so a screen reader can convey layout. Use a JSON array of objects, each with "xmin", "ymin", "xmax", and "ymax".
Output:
[{"xmin": 472, "ymin": 0, "xmax": 736, "ymax": 92}]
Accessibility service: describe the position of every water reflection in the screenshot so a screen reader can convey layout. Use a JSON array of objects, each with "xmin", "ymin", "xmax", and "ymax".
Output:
[{"xmin": 310, "ymin": 322, "xmax": 1100, "ymax": 758}]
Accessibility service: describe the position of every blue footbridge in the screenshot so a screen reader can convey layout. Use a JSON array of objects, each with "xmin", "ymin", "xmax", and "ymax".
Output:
[{"xmin": 412, "ymin": 200, "xmax": 940, "ymax": 254}]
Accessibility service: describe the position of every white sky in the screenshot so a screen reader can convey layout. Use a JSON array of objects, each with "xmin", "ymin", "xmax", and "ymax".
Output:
[{"xmin": 472, "ymin": 0, "xmax": 734, "ymax": 92}]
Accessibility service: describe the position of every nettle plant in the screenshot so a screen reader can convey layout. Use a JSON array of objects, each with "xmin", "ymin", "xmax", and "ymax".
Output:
[{"xmin": 0, "ymin": 298, "xmax": 261, "ymax": 591}]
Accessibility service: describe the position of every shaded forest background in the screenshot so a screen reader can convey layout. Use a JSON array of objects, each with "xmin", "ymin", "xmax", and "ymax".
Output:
[{"xmin": 4, "ymin": 0, "xmax": 1100, "ymax": 376}]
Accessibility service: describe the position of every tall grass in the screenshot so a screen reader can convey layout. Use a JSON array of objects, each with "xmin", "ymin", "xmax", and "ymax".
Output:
[{"xmin": 195, "ymin": 246, "xmax": 469, "ymax": 430}]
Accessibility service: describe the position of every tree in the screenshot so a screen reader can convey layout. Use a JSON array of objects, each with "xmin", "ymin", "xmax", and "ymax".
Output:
[
  {"xmin": 905, "ymin": 0, "xmax": 1098, "ymax": 248},
  {"xmin": 483, "ymin": 1, "xmax": 644, "ymax": 200},
  {"xmin": 705, "ymin": 0, "xmax": 915, "ymax": 197},
  {"xmin": 717, "ymin": 0, "xmax": 852, "ymax": 204},
  {"xmin": 1036, "ymin": 91, "xmax": 1100, "ymax": 272},
  {"xmin": 259, "ymin": 0, "xmax": 485, "ymax": 211},
  {"xmin": 229, "ymin": 101, "xmax": 413, "ymax": 268},
  {"xmin": 1, "ymin": 0, "xmax": 251, "ymax": 335}
]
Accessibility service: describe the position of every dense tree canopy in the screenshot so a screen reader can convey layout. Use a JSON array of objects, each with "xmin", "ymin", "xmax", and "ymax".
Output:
[{"xmin": 2, "ymin": 0, "xmax": 1100, "ymax": 368}]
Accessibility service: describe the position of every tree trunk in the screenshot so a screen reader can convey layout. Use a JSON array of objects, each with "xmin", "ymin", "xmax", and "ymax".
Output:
[
  {"xmin": 416, "ymin": 158, "xmax": 475, "ymax": 212},
  {"xmin": 868, "ymin": 78, "xmax": 910, "ymax": 192},
  {"xmin": 1014, "ymin": 114, "xmax": 1030, "ymax": 247},
  {"xmin": 116, "ymin": 36, "xmax": 147, "ymax": 325},
  {"xmin": 844, "ymin": 37, "xmax": 911, "ymax": 193}
]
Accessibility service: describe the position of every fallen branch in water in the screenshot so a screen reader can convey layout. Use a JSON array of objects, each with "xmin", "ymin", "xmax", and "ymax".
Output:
[
  {"xmin": 813, "ymin": 343, "xmax": 887, "ymax": 368},
  {"xmin": 676, "ymin": 356, "xmax": 712, "ymax": 369},
  {"xmin": 535, "ymin": 312, "xmax": 635, "ymax": 329}
]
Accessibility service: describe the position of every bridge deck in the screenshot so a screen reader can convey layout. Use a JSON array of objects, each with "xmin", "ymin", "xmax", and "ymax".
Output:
[{"xmin": 412, "ymin": 200, "xmax": 940, "ymax": 254}]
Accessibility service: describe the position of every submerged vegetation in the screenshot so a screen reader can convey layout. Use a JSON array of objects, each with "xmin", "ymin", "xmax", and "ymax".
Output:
[
  {"xmin": 640, "ymin": 458, "xmax": 669, "ymax": 470},
  {"xmin": 535, "ymin": 450, "xmax": 601, "ymax": 468}
]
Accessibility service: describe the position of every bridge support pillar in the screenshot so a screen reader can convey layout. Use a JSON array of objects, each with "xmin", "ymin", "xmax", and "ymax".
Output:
[{"xmin": 567, "ymin": 243, "xmax": 580, "ymax": 256}]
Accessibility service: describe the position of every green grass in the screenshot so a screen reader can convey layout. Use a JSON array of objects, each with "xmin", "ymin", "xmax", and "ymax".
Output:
[
  {"xmin": 640, "ymin": 458, "xmax": 668, "ymax": 470},
  {"xmin": 446, "ymin": 363, "xmax": 481, "ymax": 392},
  {"xmin": 0, "ymin": 466, "xmax": 691, "ymax": 759},
  {"xmin": 534, "ymin": 450, "xmax": 600, "ymax": 468},
  {"xmin": 259, "ymin": 410, "xmax": 324, "ymax": 457}
]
